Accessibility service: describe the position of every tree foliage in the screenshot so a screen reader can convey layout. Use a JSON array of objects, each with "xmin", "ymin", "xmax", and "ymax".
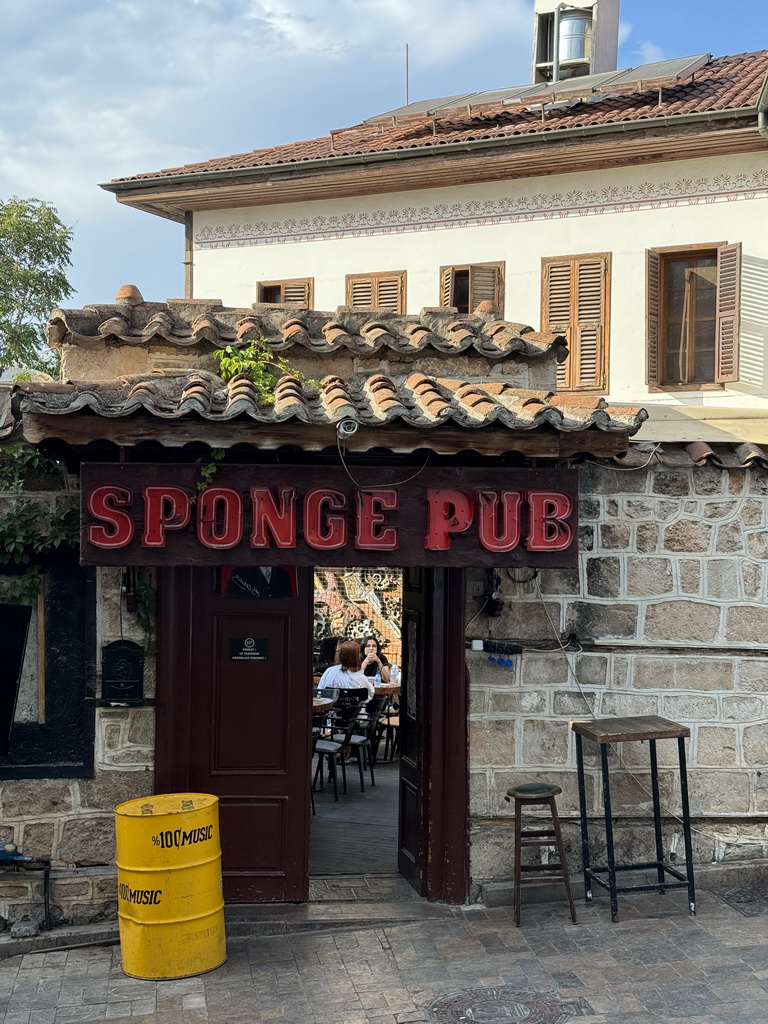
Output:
[{"xmin": 0, "ymin": 196, "xmax": 74, "ymax": 375}]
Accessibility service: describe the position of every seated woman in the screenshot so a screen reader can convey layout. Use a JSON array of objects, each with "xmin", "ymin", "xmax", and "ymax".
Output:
[
  {"xmin": 317, "ymin": 639, "xmax": 375, "ymax": 699},
  {"xmin": 358, "ymin": 636, "xmax": 391, "ymax": 685}
]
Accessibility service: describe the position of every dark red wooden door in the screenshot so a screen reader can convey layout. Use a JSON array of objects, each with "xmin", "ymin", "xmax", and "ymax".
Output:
[
  {"xmin": 399, "ymin": 568, "xmax": 469, "ymax": 902},
  {"xmin": 157, "ymin": 567, "xmax": 313, "ymax": 902}
]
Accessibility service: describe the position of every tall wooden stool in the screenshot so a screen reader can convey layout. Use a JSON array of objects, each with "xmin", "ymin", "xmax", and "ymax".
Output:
[{"xmin": 505, "ymin": 782, "xmax": 577, "ymax": 927}]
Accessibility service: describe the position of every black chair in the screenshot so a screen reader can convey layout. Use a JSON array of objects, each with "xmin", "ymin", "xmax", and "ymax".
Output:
[
  {"xmin": 333, "ymin": 696, "xmax": 388, "ymax": 791},
  {"xmin": 313, "ymin": 710, "xmax": 365, "ymax": 800}
]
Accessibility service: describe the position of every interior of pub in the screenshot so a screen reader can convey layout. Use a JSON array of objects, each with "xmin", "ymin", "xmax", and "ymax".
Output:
[{"xmin": 309, "ymin": 567, "xmax": 403, "ymax": 876}]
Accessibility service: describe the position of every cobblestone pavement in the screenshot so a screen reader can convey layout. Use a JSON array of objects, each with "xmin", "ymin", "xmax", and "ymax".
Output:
[{"xmin": 2, "ymin": 889, "xmax": 768, "ymax": 1024}]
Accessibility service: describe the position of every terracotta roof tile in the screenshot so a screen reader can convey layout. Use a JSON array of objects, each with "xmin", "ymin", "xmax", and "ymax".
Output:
[
  {"xmin": 47, "ymin": 298, "xmax": 567, "ymax": 363},
  {"xmin": 13, "ymin": 370, "xmax": 646, "ymax": 436},
  {"xmin": 112, "ymin": 52, "xmax": 768, "ymax": 183}
]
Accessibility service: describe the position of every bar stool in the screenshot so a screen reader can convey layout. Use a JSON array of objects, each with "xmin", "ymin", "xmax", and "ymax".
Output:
[{"xmin": 505, "ymin": 782, "xmax": 577, "ymax": 927}]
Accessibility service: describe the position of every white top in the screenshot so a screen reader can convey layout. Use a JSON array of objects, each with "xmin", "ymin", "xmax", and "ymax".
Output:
[{"xmin": 317, "ymin": 666, "xmax": 374, "ymax": 699}]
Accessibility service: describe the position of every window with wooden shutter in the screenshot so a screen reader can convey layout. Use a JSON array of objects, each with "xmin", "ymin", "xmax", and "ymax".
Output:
[
  {"xmin": 345, "ymin": 271, "xmax": 406, "ymax": 313},
  {"xmin": 438, "ymin": 262, "xmax": 504, "ymax": 315},
  {"xmin": 646, "ymin": 243, "xmax": 741, "ymax": 389},
  {"xmin": 258, "ymin": 278, "xmax": 313, "ymax": 306},
  {"xmin": 541, "ymin": 253, "xmax": 610, "ymax": 393}
]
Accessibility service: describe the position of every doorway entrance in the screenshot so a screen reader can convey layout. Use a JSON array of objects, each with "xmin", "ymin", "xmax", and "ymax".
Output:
[{"xmin": 155, "ymin": 565, "xmax": 468, "ymax": 903}]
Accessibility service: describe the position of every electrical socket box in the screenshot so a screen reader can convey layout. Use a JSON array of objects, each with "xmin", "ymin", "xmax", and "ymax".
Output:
[
  {"xmin": 468, "ymin": 581, "xmax": 485, "ymax": 597},
  {"xmin": 484, "ymin": 641, "xmax": 524, "ymax": 656}
]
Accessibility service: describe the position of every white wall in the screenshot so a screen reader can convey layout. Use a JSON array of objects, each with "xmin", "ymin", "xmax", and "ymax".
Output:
[{"xmin": 192, "ymin": 151, "xmax": 768, "ymax": 408}]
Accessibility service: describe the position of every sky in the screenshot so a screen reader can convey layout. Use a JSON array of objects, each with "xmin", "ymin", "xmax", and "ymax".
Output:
[{"xmin": 0, "ymin": 0, "xmax": 765, "ymax": 308}]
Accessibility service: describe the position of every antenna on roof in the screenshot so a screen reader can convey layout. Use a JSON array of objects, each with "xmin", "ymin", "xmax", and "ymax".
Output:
[{"xmin": 405, "ymin": 43, "xmax": 410, "ymax": 105}]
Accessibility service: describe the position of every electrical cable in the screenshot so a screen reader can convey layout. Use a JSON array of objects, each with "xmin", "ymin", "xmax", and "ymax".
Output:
[{"xmin": 336, "ymin": 433, "xmax": 430, "ymax": 488}]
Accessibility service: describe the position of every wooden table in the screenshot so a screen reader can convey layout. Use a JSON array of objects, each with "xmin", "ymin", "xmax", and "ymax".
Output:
[
  {"xmin": 312, "ymin": 696, "xmax": 335, "ymax": 714},
  {"xmin": 570, "ymin": 715, "xmax": 695, "ymax": 923},
  {"xmin": 374, "ymin": 683, "xmax": 400, "ymax": 698}
]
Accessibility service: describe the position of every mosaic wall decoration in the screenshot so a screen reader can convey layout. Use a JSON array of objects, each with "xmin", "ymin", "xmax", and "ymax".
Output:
[{"xmin": 313, "ymin": 567, "xmax": 402, "ymax": 669}]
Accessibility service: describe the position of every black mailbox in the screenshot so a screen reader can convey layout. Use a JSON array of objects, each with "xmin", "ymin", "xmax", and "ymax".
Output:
[{"xmin": 101, "ymin": 639, "xmax": 144, "ymax": 706}]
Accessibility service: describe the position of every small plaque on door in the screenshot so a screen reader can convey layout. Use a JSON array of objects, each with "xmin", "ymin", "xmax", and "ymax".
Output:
[{"xmin": 229, "ymin": 637, "xmax": 269, "ymax": 662}]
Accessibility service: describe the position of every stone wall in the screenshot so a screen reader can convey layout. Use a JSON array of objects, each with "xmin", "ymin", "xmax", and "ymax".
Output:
[
  {"xmin": 0, "ymin": 551, "xmax": 155, "ymax": 926},
  {"xmin": 467, "ymin": 462, "xmax": 768, "ymax": 893}
]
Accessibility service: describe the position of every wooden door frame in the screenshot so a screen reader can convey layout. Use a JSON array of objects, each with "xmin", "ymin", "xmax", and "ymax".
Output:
[{"xmin": 155, "ymin": 565, "xmax": 470, "ymax": 904}]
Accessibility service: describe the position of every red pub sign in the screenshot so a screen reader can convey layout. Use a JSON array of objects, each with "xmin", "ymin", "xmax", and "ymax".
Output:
[{"xmin": 80, "ymin": 464, "xmax": 579, "ymax": 568}]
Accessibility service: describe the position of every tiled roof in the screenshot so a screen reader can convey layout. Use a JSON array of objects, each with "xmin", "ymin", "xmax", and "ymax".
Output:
[
  {"xmin": 113, "ymin": 52, "xmax": 768, "ymax": 182},
  {"xmin": 47, "ymin": 297, "xmax": 565, "ymax": 363},
  {"xmin": 612, "ymin": 440, "xmax": 768, "ymax": 469},
  {"xmin": 14, "ymin": 370, "xmax": 646, "ymax": 435}
]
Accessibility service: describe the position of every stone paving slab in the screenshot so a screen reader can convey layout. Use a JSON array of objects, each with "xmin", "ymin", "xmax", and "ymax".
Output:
[{"xmin": 2, "ymin": 891, "xmax": 768, "ymax": 1022}]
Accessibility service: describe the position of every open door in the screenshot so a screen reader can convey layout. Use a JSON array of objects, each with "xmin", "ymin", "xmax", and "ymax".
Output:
[
  {"xmin": 157, "ymin": 566, "xmax": 313, "ymax": 902},
  {"xmin": 399, "ymin": 567, "xmax": 469, "ymax": 902}
]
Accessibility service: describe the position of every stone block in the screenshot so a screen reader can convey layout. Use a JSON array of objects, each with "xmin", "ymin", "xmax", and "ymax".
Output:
[
  {"xmin": 652, "ymin": 471, "xmax": 690, "ymax": 496},
  {"xmin": 727, "ymin": 470, "xmax": 746, "ymax": 494},
  {"xmin": 662, "ymin": 520, "xmax": 712, "ymax": 553},
  {"xmin": 10, "ymin": 921, "xmax": 39, "ymax": 938},
  {"xmin": 678, "ymin": 559, "xmax": 701, "ymax": 594},
  {"xmin": 578, "ymin": 463, "xmax": 646, "ymax": 495},
  {"xmin": 696, "ymin": 726, "xmax": 738, "ymax": 767},
  {"xmin": 2, "ymin": 780, "xmax": 73, "ymax": 819},
  {"xmin": 127, "ymin": 709, "xmax": 155, "ymax": 747},
  {"xmin": 96, "ymin": 874, "xmax": 118, "ymax": 895},
  {"xmin": 716, "ymin": 523, "xmax": 744, "ymax": 553},
  {"xmin": 566, "ymin": 602, "xmax": 638, "ymax": 641},
  {"xmin": 726, "ymin": 605, "xmax": 768, "ymax": 644},
  {"xmin": 741, "ymin": 562, "xmax": 763, "ymax": 599},
  {"xmin": 634, "ymin": 656, "xmax": 732, "ymax": 691},
  {"xmin": 693, "ymin": 465, "xmax": 725, "ymax": 495},
  {"xmin": 600, "ymin": 692, "xmax": 659, "ymax": 718},
  {"xmin": 469, "ymin": 772, "xmax": 489, "ymax": 816},
  {"xmin": 21, "ymin": 823, "xmax": 55, "ymax": 859},
  {"xmin": 58, "ymin": 818, "xmax": 115, "ymax": 866},
  {"xmin": 104, "ymin": 723, "xmax": 122, "ymax": 751},
  {"xmin": 612, "ymin": 657, "xmax": 630, "ymax": 686},
  {"xmin": 624, "ymin": 498, "xmax": 655, "ymax": 520},
  {"xmin": 553, "ymin": 690, "xmax": 595, "ymax": 717},
  {"xmin": 521, "ymin": 652, "xmax": 568, "ymax": 686},
  {"xmin": 655, "ymin": 500, "xmax": 680, "ymax": 521},
  {"xmin": 607, "ymin": 771, "xmax": 675, "ymax": 814},
  {"xmin": 689, "ymin": 771, "xmax": 750, "ymax": 815},
  {"xmin": 470, "ymin": 720, "xmax": 516, "ymax": 767},
  {"xmin": 743, "ymin": 724, "xmax": 768, "ymax": 767},
  {"xmin": 491, "ymin": 600, "xmax": 563, "ymax": 642},
  {"xmin": 684, "ymin": 500, "xmax": 698, "ymax": 513},
  {"xmin": 605, "ymin": 498, "xmax": 619, "ymax": 518},
  {"xmin": 705, "ymin": 559, "xmax": 740, "ymax": 599},
  {"xmin": 626, "ymin": 557, "xmax": 673, "ymax": 596},
  {"xmin": 741, "ymin": 499, "xmax": 764, "ymax": 526},
  {"xmin": 52, "ymin": 880, "xmax": 90, "ymax": 897},
  {"xmin": 663, "ymin": 695, "xmax": 718, "ymax": 721},
  {"xmin": 747, "ymin": 469, "xmax": 768, "ymax": 495},
  {"xmin": 737, "ymin": 659, "xmax": 768, "ymax": 692},
  {"xmin": 469, "ymin": 688, "xmax": 487, "ymax": 714},
  {"xmin": 722, "ymin": 695, "xmax": 765, "ymax": 721},
  {"xmin": 489, "ymin": 691, "xmax": 547, "ymax": 714},
  {"xmin": 578, "ymin": 524, "xmax": 594, "ymax": 551},
  {"xmin": 600, "ymin": 523, "xmax": 631, "ymax": 550},
  {"xmin": 635, "ymin": 523, "xmax": 659, "ymax": 554},
  {"xmin": 521, "ymin": 720, "xmax": 569, "ymax": 766},
  {"xmin": 79, "ymin": 769, "xmax": 154, "ymax": 810},
  {"xmin": 644, "ymin": 601, "xmax": 720, "ymax": 643},
  {"xmin": 747, "ymin": 531, "xmax": 768, "ymax": 560},
  {"xmin": 703, "ymin": 501, "xmax": 738, "ymax": 520},
  {"xmin": 575, "ymin": 655, "xmax": 607, "ymax": 686},
  {"xmin": 537, "ymin": 568, "xmax": 581, "ymax": 595},
  {"xmin": 580, "ymin": 498, "xmax": 601, "ymax": 520},
  {"xmin": 586, "ymin": 556, "xmax": 620, "ymax": 598},
  {"xmin": 466, "ymin": 652, "xmax": 516, "ymax": 687}
]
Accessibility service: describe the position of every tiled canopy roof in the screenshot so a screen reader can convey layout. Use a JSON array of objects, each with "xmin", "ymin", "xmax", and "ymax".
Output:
[
  {"xmin": 613, "ymin": 440, "xmax": 768, "ymax": 469},
  {"xmin": 47, "ymin": 296, "xmax": 565, "ymax": 362},
  {"xmin": 112, "ymin": 52, "xmax": 768, "ymax": 182},
  {"xmin": 14, "ymin": 370, "xmax": 646, "ymax": 435}
]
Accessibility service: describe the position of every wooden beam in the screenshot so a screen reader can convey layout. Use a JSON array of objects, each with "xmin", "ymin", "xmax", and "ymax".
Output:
[{"xmin": 22, "ymin": 413, "xmax": 629, "ymax": 458}]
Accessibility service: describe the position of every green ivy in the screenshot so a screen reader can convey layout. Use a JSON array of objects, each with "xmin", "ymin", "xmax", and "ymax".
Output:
[
  {"xmin": 132, "ymin": 568, "xmax": 157, "ymax": 653},
  {"xmin": 212, "ymin": 338, "xmax": 317, "ymax": 404},
  {"xmin": 0, "ymin": 443, "xmax": 60, "ymax": 491}
]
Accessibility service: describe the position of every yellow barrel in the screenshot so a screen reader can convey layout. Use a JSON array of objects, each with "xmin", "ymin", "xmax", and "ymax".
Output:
[{"xmin": 115, "ymin": 792, "xmax": 226, "ymax": 980}]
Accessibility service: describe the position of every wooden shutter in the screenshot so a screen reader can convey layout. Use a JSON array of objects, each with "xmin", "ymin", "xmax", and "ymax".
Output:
[
  {"xmin": 346, "ymin": 272, "xmax": 405, "ymax": 312},
  {"xmin": 573, "ymin": 258, "xmax": 606, "ymax": 390},
  {"xmin": 469, "ymin": 264, "xmax": 504, "ymax": 314},
  {"xmin": 544, "ymin": 261, "xmax": 573, "ymax": 390},
  {"xmin": 282, "ymin": 279, "xmax": 312, "ymax": 305},
  {"xmin": 375, "ymin": 274, "xmax": 405, "ymax": 312},
  {"xmin": 715, "ymin": 242, "xmax": 741, "ymax": 383},
  {"xmin": 646, "ymin": 248, "xmax": 661, "ymax": 387},
  {"xmin": 440, "ymin": 267, "xmax": 454, "ymax": 307}
]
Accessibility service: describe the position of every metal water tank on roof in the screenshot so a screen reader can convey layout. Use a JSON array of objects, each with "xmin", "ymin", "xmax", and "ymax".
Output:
[{"xmin": 559, "ymin": 9, "xmax": 593, "ymax": 63}]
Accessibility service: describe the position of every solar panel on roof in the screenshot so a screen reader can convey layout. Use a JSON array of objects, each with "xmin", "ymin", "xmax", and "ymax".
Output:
[
  {"xmin": 596, "ymin": 53, "xmax": 711, "ymax": 93},
  {"xmin": 519, "ymin": 68, "xmax": 630, "ymax": 104},
  {"xmin": 364, "ymin": 93, "xmax": 480, "ymax": 123}
]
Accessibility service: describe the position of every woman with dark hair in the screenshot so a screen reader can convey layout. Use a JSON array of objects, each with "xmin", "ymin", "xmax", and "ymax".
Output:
[
  {"xmin": 359, "ymin": 636, "xmax": 391, "ymax": 684},
  {"xmin": 317, "ymin": 639, "xmax": 374, "ymax": 698}
]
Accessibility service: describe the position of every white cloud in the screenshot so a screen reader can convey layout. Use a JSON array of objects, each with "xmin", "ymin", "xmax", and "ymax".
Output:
[
  {"xmin": 634, "ymin": 41, "xmax": 666, "ymax": 65},
  {"xmin": 618, "ymin": 21, "xmax": 632, "ymax": 46}
]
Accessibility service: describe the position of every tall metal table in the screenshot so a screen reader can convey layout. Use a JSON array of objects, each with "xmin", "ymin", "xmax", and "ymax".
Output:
[{"xmin": 570, "ymin": 715, "xmax": 695, "ymax": 923}]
